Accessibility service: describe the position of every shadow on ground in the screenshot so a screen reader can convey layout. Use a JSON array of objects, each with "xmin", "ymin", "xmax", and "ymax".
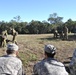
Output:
[
  {"xmin": 68, "ymin": 35, "xmax": 76, "ymax": 41},
  {"xmin": 39, "ymin": 35, "xmax": 76, "ymax": 41}
]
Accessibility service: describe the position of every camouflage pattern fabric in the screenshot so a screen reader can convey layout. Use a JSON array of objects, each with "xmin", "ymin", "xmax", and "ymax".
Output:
[
  {"xmin": 63, "ymin": 26, "xmax": 68, "ymax": 40},
  {"xmin": 11, "ymin": 29, "xmax": 18, "ymax": 44},
  {"xmin": 69, "ymin": 49, "xmax": 76, "ymax": 75},
  {"xmin": 0, "ymin": 35, "xmax": 2, "ymax": 47},
  {"xmin": 33, "ymin": 58, "xmax": 68, "ymax": 75},
  {"xmin": 53, "ymin": 29, "xmax": 58, "ymax": 38},
  {"xmin": 0, "ymin": 55, "xmax": 25, "ymax": 75},
  {"xmin": 1, "ymin": 30, "xmax": 8, "ymax": 47},
  {"xmin": 59, "ymin": 31, "xmax": 64, "ymax": 39}
]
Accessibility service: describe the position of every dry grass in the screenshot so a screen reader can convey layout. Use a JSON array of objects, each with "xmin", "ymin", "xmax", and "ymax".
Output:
[{"xmin": 0, "ymin": 34, "xmax": 76, "ymax": 75}]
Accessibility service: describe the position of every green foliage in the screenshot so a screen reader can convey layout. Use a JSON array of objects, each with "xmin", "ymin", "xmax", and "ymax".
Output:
[
  {"xmin": 48, "ymin": 13, "xmax": 63, "ymax": 25},
  {"xmin": 19, "ymin": 51, "xmax": 37, "ymax": 66},
  {"xmin": 0, "ymin": 14, "xmax": 76, "ymax": 34}
]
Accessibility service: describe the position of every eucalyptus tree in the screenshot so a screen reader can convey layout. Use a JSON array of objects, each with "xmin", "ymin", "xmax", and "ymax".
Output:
[
  {"xmin": 13, "ymin": 15, "xmax": 21, "ymax": 22},
  {"xmin": 48, "ymin": 13, "xmax": 63, "ymax": 26},
  {"xmin": 64, "ymin": 19, "xmax": 76, "ymax": 32}
]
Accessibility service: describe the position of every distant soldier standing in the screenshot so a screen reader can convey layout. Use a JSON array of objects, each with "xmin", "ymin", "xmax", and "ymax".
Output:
[
  {"xmin": 59, "ymin": 31, "xmax": 64, "ymax": 39},
  {"xmin": 0, "ymin": 35, "xmax": 2, "ymax": 47},
  {"xmin": 53, "ymin": 29, "xmax": 58, "ymax": 38},
  {"xmin": 11, "ymin": 28, "xmax": 18, "ymax": 44},
  {"xmin": 63, "ymin": 26, "xmax": 68, "ymax": 40},
  {"xmin": 1, "ymin": 30, "xmax": 8, "ymax": 47}
]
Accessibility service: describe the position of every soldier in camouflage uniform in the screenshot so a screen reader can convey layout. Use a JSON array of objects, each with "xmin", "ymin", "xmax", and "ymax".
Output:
[
  {"xmin": 0, "ymin": 35, "xmax": 2, "ymax": 47},
  {"xmin": 1, "ymin": 30, "xmax": 8, "ymax": 47},
  {"xmin": 69, "ymin": 48, "xmax": 76, "ymax": 75},
  {"xmin": 10, "ymin": 28, "xmax": 18, "ymax": 44},
  {"xmin": 0, "ymin": 43, "xmax": 25, "ymax": 75},
  {"xmin": 63, "ymin": 26, "xmax": 68, "ymax": 40},
  {"xmin": 53, "ymin": 29, "xmax": 58, "ymax": 38},
  {"xmin": 33, "ymin": 44, "xmax": 68, "ymax": 75}
]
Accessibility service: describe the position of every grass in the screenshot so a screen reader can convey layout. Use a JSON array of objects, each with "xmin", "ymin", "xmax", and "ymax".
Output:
[{"xmin": 0, "ymin": 33, "xmax": 76, "ymax": 75}]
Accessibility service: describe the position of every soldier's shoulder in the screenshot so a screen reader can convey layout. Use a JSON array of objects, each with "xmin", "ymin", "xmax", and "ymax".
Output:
[
  {"xmin": 14, "ymin": 57, "xmax": 22, "ymax": 63},
  {"xmin": 34, "ymin": 59, "xmax": 43, "ymax": 67},
  {"xmin": 58, "ymin": 61, "xmax": 64, "ymax": 65},
  {"xmin": 48, "ymin": 59, "xmax": 64, "ymax": 67}
]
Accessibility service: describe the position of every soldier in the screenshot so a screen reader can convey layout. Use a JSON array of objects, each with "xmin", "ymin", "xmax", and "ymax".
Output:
[
  {"xmin": 0, "ymin": 35, "xmax": 2, "ymax": 47},
  {"xmin": 53, "ymin": 29, "xmax": 58, "ymax": 38},
  {"xmin": 63, "ymin": 26, "xmax": 68, "ymax": 40},
  {"xmin": 0, "ymin": 43, "xmax": 25, "ymax": 75},
  {"xmin": 59, "ymin": 31, "xmax": 64, "ymax": 39},
  {"xmin": 10, "ymin": 28, "xmax": 18, "ymax": 44},
  {"xmin": 69, "ymin": 48, "xmax": 76, "ymax": 75},
  {"xmin": 1, "ymin": 30, "xmax": 8, "ymax": 47},
  {"xmin": 33, "ymin": 44, "xmax": 68, "ymax": 75}
]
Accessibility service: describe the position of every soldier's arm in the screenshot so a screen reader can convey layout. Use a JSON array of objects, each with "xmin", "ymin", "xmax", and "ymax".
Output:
[
  {"xmin": 32, "ymin": 64, "xmax": 38, "ymax": 75},
  {"xmin": 17, "ymin": 66, "xmax": 26, "ymax": 75},
  {"xmin": 22, "ymin": 66, "xmax": 26, "ymax": 75}
]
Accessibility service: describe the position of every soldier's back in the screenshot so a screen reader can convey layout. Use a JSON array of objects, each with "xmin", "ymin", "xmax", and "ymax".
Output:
[
  {"xmin": 33, "ymin": 58, "xmax": 68, "ymax": 75},
  {"xmin": 0, "ymin": 55, "xmax": 22, "ymax": 75}
]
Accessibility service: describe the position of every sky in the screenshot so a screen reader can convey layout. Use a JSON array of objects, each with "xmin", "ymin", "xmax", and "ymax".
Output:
[{"xmin": 0, "ymin": 0, "xmax": 76, "ymax": 23}]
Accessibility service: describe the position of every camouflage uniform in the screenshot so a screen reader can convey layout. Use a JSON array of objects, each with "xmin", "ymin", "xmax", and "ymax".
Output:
[
  {"xmin": 63, "ymin": 26, "xmax": 68, "ymax": 40},
  {"xmin": 33, "ymin": 58, "xmax": 68, "ymax": 75},
  {"xmin": 1, "ymin": 30, "xmax": 8, "ymax": 47},
  {"xmin": 69, "ymin": 49, "xmax": 76, "ymax": 75},
  {"xmin": 0, "ymin": 35, "xmax": 2, "ymax": 47},
  {"xmin": 58, "ymin": 30, "xmax": 64, "ymax": 39},
  {"xmin": 11, "ymin": 28, "xmax": 18, "ymax": 44},
  {"xmin": 53, "ymin": 29, "xmax": 58, "ymax": 38},
  {"xmin": 0, "ymin": 55, "xmax": 25, "ymax": 75}
]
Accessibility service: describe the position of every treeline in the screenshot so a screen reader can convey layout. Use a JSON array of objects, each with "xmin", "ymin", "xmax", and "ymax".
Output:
[{"xmin": 0, "ymin": 13, "xmax": 76, "ymax": 34}]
